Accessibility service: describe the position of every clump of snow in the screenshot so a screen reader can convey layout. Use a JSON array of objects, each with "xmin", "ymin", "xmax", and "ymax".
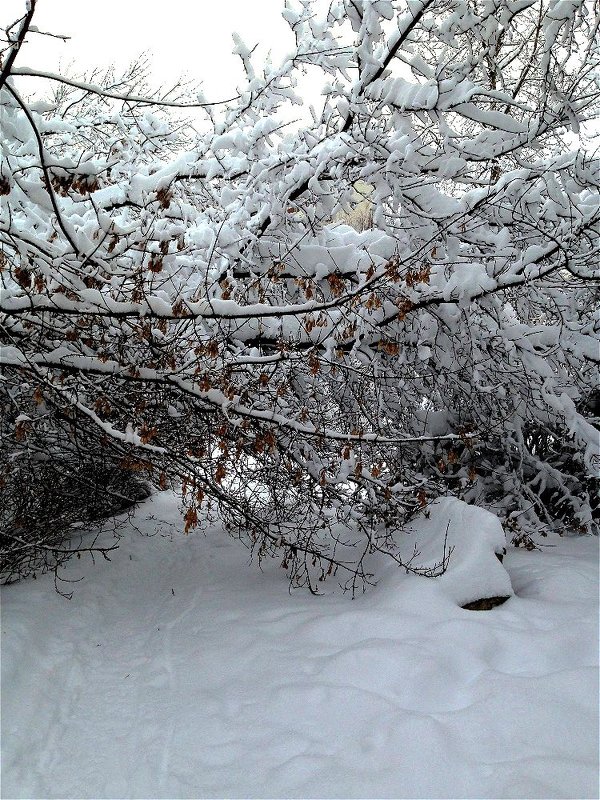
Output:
[
  {"xmin": 1, "ymin": 492, "xmax": 598, "ymax": 799},
  {"xmin": 397, "ymin": 497, "xmax": 513, "ymax": 607}
]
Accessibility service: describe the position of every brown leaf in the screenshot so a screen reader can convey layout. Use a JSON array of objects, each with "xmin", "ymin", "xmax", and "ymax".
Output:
[
  {"xmin": 184, "ymin": 507, "xmax": 198, "ymax": 534},
  {"xmin": 215, "ymin": 463, "xmax": 226, "ymax": 484}
]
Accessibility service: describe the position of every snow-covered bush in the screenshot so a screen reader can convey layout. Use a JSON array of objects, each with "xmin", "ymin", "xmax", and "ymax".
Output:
[
  {"xmin": 1, "ymin": 0, "xmax": 598, "ymax": 590},
  {"xmin": 0, "ymin": 374, "xmax": 151, "ymax": 584}
]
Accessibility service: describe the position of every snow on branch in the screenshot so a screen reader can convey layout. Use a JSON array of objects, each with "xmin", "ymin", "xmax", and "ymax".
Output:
[{"xmin": 1, "ymin": 0, "xmax": 598, "ymax": 590}]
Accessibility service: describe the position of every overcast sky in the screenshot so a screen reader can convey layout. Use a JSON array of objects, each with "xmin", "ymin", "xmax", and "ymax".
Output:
[{"xmin": 3, "ymin": 1, "xmax": 302, "ymax": 100}]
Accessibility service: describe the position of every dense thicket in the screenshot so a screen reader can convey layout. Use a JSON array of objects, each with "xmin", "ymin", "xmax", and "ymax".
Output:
[{"xmin": 1, "ymin": 0, "xmax": 598, "ymax": 589}]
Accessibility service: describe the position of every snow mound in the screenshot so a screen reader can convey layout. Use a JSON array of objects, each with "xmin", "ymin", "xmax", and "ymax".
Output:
[{"xmin": 399, "ymin": 497, "xmax": 513, "ymax": 607}]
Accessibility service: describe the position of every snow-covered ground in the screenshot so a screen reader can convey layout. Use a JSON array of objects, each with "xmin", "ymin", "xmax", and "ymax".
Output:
[{"xmin": 1, "ymin": 493, "xmax": 598, "ymax": 799}]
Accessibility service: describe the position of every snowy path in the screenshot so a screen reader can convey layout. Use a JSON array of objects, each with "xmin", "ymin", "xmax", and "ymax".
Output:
[{"xmin": 1, "ymin": 494, "xmax": 598, "ymax": 799}]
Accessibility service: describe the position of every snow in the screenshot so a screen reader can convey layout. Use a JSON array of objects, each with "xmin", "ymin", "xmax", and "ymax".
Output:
[
  {"xmin": 397, "ymin": 497, "xmax": 513, "ymax": 607},
  {"xmin": 2, "ymin": 493, "xmax": 598, "ymax": 800}
]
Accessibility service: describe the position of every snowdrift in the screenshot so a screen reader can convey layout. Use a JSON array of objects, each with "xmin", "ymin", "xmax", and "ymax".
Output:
[{"xmin": 1, "ymin": 493, "xmax": 597, "ymax": 799}]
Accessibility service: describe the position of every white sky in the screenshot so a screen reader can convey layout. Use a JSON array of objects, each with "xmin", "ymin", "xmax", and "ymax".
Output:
[{"xmin": 3, "ymin": 0, "xmax": 305, "ymax": 101}]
